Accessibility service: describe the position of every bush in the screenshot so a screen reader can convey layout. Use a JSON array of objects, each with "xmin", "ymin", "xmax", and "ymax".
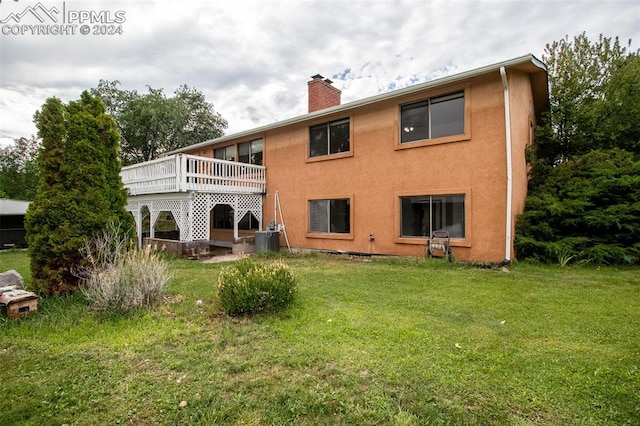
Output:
[
  {"xmin": 217, "ymin": 258, "xmax": 297, "ymax": 316},
  {"xmin": 77, "ymin": 224, "xmax": 171, "ymax": 312},
  {"xmin": 516, "ymin": 148, "xmax": 640, "ymax": 265}
]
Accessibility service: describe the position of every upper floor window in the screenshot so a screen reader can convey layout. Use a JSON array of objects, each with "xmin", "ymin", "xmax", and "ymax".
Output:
[
  {"xmin": 309, "ymin": 119, "xmax": 350, "ymax": 158},
  {"xmin": 238, "ymin": 139, "xmax": 263, "ymax": 165},
  {"xmin": 400, "ymin": 92, "xmax": 464, "ymax": 144},
  {"xmin": 214, "ymin": 145, "xmax": 235, "ymax": 162}
]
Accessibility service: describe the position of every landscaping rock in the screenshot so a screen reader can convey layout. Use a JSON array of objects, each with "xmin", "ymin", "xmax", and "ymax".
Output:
[{"xmin": 0, "ymin": 270, "xmax": 24, "ymax": 289}]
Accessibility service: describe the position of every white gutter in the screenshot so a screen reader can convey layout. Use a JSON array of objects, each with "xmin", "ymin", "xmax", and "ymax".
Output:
[{"xmin": 500, "ymin": 66, "xmax": 513, "ymax": 264}]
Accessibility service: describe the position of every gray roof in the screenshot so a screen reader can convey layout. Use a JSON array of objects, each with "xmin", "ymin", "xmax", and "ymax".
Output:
[
  {"xmin": 168, "ymin": 54, "xmax": 548, "ymax": 154},
  {"xmin": 0, "ymin": 199, "xmax": 31, "ymax": 216}
]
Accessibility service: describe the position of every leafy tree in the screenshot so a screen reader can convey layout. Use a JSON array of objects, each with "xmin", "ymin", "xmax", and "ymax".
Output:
[
  {"xmin": 535, "ymin": 33, "xmax": 637, "ymax": 164},
  {"xmin": 516, "ymin": 33, "xmax": 640, "ymax": 265},
  {"xmin": 599, "ymin": 54, "xmax": 640, "ymax": 153},
  {"xmin": 92, "ymin": 81, "xmax": 228, "ymax": 165},
  {"xmin": 25, "ymin": 92, "xmax": 134, "ymax": 295},
  {"xmin": 0, "ymin": 136, "xmax": 40, "ymax": 201}
]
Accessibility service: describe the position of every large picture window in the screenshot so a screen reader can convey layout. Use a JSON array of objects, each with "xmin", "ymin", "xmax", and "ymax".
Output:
[
  {"xmin": 309, "ymin": 199, "xmax": 350, "ymax": 234},
  {"xmin": 400, "ymin": 92, "xmax": 464, "ymax": 143},
  {"xmin": 309, "ymin": 119, "xmax": 350, "ymax": 158},
  {"xmin": 400, "ymin": 195, "xmax": 465, "ymax": 238},
  {"xmin": 238, "ymin": 139, "xmax": 263, "ymax": 165}
]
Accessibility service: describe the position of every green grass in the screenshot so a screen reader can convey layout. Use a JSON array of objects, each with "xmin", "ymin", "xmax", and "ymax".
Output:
[{"xmin": 1, "ymin": 250, "xmax": 639, "ymax": 425}]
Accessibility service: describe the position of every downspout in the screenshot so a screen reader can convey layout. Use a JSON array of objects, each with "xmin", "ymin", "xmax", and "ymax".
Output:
[{"xmin": 500, "ymin": 67, "xmax": 513, "ymax": 266}]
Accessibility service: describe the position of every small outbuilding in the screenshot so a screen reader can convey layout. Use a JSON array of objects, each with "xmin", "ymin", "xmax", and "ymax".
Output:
[{"xmin": 0, "ymin": 199, "xmax": 31, "ymax": 249}]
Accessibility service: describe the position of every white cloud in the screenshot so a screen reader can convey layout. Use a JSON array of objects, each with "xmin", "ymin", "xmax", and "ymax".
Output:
[{"xmin": 1, "ymin": 0, "xmax": 639, "ymax": 146}]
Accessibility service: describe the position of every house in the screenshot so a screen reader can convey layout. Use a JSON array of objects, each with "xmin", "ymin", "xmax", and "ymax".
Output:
[
  {"xmin": 0, "ymin": 199, "xmax": 31, "ymax": 249},
  {"xmin": 121, "ymin": 54, "xmax": 548, "ymax": 264}
]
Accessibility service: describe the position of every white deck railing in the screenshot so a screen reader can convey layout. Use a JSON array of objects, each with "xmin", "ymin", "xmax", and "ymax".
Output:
[{"xmin": 121, "ymin": 154, "xmax": 266, "ymax": 196}]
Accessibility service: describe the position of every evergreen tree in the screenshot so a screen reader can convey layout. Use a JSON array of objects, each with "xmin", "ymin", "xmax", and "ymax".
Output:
[
  {"xmin": 25, "ymin": 92, "xmax": 133, "ymax": 295},
  {"xmin": 25, "ymin": 97, "xmax": 69, "ymax": 294},
  {"xmin": 516, "ymin": 149, "xmax": 640, "ymax": 264}
]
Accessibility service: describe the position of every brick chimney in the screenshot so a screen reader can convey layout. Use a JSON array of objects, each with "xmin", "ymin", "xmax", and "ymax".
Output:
[{"xmin": 308, "ymin": 74, "xmax": 341, "ymax": 113}]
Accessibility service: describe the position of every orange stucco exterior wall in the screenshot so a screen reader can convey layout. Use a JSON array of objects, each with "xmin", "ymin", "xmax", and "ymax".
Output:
[
  {"xmin": 508, "ymin": 71, "xmax": 537, "ymax": 260},
  {"xmin": 186, "ymin": 69, "xmax": 540, "ymax": 263}
]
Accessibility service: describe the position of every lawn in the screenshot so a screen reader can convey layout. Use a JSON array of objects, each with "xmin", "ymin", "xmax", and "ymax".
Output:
[{"xmin": 1, "ymin": 250, "xmax": 638, "ymax": 425}]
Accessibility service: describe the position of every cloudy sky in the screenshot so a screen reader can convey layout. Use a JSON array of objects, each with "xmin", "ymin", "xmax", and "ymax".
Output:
[{"xmin": 0, "ymin": 0, "xmax": 638, "ymax": 147}]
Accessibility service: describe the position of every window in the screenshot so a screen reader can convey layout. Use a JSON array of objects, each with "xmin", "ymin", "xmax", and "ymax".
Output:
[
  {"xmin": 309, "ymin": 199, "xmax": 350, "ymax": 234},
  {"xmin": 213, "ymin": 205, "xmax": 259, "ymax": 230},
  {"xmin": 238, "ymin": 212, "xmax": 259, "ymax": 230},
  {"xmin": 400, "ymin": 195, "xmax": 465, "ymax": 238},
  {"xmin": 400, "ymin": 92, "xmax": 464, "ymax": 143},
  {"xmin": 214, "ymin": 146, "xmax": 235, "ymax": 162},
  {"xmin": 238, "ymin": 139, "xmax": 263, "ymax": 165},
  {"xmin": 309, "ymin": 119, "xmax": 350, "ymax": 157},
  {"xmin": 213, "ymin": 204, "xmax": 234, "ymax": 229}
]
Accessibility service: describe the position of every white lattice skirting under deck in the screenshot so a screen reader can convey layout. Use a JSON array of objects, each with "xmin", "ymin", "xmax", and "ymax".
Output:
[{"xmin": 126, "ymin": 192, "xmax": 263, "ymax": 245}]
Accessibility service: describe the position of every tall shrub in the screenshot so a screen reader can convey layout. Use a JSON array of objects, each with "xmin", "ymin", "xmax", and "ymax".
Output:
[
  {"xmin": 25, "ymin": 92, "xmax": 134, "ymax": 295},
  {"xmin": 516, "ymin": 149, "xmax": 640, "ymax": 264}
]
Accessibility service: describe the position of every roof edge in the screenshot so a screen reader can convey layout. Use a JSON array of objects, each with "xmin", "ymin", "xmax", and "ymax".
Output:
[{"xmin": 168, "ymin": 54, "xmax": 547, "ymax": 155}]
